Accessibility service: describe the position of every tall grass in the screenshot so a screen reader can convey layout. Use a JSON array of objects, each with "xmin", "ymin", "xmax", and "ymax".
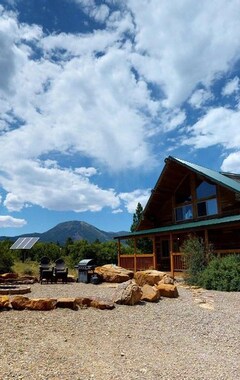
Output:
[{"xmin": 13, "ymin": 260, "xmax": 39, "ymax": 277}]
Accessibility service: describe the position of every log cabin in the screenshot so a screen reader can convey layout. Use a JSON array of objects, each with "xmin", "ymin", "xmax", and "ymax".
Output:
[{"xmin": 115, "ymin": 156, "xmax": 240, "ymax": 276}]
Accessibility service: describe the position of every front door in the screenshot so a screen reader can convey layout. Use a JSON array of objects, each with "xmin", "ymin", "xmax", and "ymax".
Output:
[{"xmin": 156, "ymin": 237, "xmax": 171, "ymax": 271}]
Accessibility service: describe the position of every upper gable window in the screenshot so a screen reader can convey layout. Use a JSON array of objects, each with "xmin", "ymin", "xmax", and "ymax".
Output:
[
  {"xmin": 196, "ymin": 180, "xmax": 216, "ymax": 200},
  {"xmin": 196, "ymin": 179, "xmax": 218, "ymax": 217},
  {"xmin": 175, "ymin": 175, "xmax": 192, "ymax": 204}
]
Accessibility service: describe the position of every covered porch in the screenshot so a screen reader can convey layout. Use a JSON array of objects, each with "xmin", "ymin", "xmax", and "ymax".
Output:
[{"xmin": 116, "ymin": 215, "xmax": 240, "ymax": 277}]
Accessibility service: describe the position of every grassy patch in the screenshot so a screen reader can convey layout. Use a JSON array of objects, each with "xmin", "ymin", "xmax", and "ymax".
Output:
[{"xmin": 13, "ymin": 260, "xmax": 39, "ymax": 277}]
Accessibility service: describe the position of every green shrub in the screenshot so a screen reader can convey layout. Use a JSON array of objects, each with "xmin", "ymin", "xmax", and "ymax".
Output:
[
  {"xmin": 198, "ymin": 255, "xmax": 240, "ymax": 291},
  {"xmin": 0, "ymin": 251, "xmax": 14, "ymax": 274},
  {"xmin": 181, "ymin": 235, "xmax": 207, "ymax": 285}
]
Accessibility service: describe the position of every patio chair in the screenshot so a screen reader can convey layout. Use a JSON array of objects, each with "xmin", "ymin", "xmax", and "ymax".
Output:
[
  {"xmin": 39, "ymin": 256, "xmax": 54, "ymax": 284},
  {"xmin": 54, "ymin": 258, "xmax": 68, "ymax": 283}
]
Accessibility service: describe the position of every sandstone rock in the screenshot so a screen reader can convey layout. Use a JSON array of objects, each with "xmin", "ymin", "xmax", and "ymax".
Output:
[
  {"xmin": 75, "ymin": 296, "xmax": 115, "ymax": 310},
  {"xmin": 17, "ymin": 275, "xmax": 38, "ymax": 284},
  {"xmin": 11, "ymin": 296, "xmax": 57, "ymax": 310},
  {"xmin": 141, "ymin": 284, "xmax": 160, "ymax": 302},
  {"xmin": 134, "ymin": 270, "xmax": 166, "ymax": 286},
  {"xmin": 0, "ymin": 285, "xmax": 31, "ymax": 295},
  {"xmin": 89, "ymin": 298, "xmax": 115, "ymax": 310},
  {"xmin": 112, "ymin": 280, "xmax": 143, "ymax": 305},
  {"xmin": 156, "ymin": 283, "xmax": 179, "ymax": 298},
  {"xmin": 26, "ymin": 298, "xmax": 57, "ymax": 311},
  {"xmin": 56, "ymin": 298, "xmax": 78, "ymax": 310},
  {"xmin": 0, "ymin": 296, "xmax": 11, "ymax": 309},
  {"xmin": 0, "ymin": 272, "xmax": 18, "ymax": 280},
  {"xmin": 75, "ymin": 296, "xmax": 92, "ymax": 308},
  {"xmin": 11, "ymin": 296, "xmax": 30, "ymax": 310},
  {"xmin": 95, "ymin": 264, "xmax": 134, "ymax": 283},
  {"xmin": 158, "ymin": 274, "xmax": 174, "ymax": 285}
]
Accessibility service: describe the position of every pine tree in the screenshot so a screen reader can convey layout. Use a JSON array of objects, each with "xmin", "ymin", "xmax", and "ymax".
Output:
[
  {"xmin": 130, "ymin": 202, "xmax": 152, "ymax": 253},
  {"xmin": 131, "ymin": 202, "xmax": 143, "ymax": 232}
]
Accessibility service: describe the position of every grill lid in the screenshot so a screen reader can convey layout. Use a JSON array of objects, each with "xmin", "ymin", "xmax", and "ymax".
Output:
[{"xmin": 77, "ymin": 258, "xmax": 94, "ymax": 266}]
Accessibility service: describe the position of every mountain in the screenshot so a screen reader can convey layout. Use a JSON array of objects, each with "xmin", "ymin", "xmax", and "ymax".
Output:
[{"xmin": 0, "ymin": 221, "xmax": 129, "ymax": 245}]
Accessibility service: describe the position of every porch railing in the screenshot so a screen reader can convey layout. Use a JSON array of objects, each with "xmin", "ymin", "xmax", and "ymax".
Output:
[
  {"xmin": 119, "ymin": 249, "xmax": 240, "ymax": 277},
  {"xmin": 170, "ymin": 252, "xmax": 186, "ymax": 277},
  {"xmin": 118, "ymin": 254, "xmax": 154, "ymax": 272},
  {"xmin": 171, "ymin": 249, "xmax": 240, "ymax": 277}
]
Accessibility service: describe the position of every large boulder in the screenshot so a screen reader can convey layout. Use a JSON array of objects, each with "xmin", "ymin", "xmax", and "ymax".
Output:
[
  {"xmin": 134, "ymin": 270, "xmax": 167, "ymax": 286},
  {"xmin": 95, "ymin": 264, "xmax": 134, "ymax": 283},
  {"xmin": 141, "ymin": 284, "xmax": 160, "ymax": 302},
  {"xmin": 156, "ymin": 283, "xmax": 179, "ymax": 298},
  {"xmin": 112, "ymin": 280, "xmax": 142, "ymax": 305}
]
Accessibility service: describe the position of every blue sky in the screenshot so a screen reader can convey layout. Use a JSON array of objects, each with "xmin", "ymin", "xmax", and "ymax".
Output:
[{"xmin": 0, "ymin": 0, "xmax": 240, "ymax": 236}]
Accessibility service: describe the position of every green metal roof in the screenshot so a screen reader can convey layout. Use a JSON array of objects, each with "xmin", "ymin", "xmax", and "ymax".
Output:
[
  {"xmin": 115, "ymin": 214, "xmax": 240, "ymax": 239},
  {"xmin": 170, "ymin": 157, "xmax": 240, "ymax": 193}
]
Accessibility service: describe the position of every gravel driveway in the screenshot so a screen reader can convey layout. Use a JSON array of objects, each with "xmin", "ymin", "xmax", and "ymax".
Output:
[{"xmin": 0, "ymin": 282, "xmax": 239, "ymax": 380}]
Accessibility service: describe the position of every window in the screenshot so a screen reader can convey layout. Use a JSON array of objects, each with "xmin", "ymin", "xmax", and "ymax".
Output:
[
  {"xmin": 175, "ymin": 204, "xmax": 193, "ymax": 221},
  {"xmin": 197, "ymin": 198, "xmax": 218, "ymax": 217},
  {"xmin": 195, "ymin": 179, "xmax": 218, "ymax": 217},
  {"xmin": 196, "ymin": 181, "xmax": 216, "ymax": 200},
  {"xmin": 175, "ymin": 175, "xmax": 192, "ymax": 204}
]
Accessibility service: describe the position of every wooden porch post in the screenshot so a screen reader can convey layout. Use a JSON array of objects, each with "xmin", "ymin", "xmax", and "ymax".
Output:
[
  {"xmin": 134, "ymin": 238, "xmax": 137, "ymax": 272},
  {"xmin": 153, "ymin": 236, "xmax": 157, "ymax": 269},
  {"xmin": 170, "ymin": 233, "xmax": 174, "ymax": 277},
  {"xmin": 117, "ymin": 239, "xmax": 121, "ymax": 267}
]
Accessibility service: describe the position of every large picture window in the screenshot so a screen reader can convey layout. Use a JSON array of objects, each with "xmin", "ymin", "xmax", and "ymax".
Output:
[
  {"xmin": 196, "ymin": 180, "xmax": 218, "ymax": 217},
  {"xmin": 196, "ymin": 181, "xmax": 216, "ymax": 200},
  {"xmin": 175, "ymin": 204, "xmax": 193, "ymax": 221},
  {"xmin": 197, "ymin": 198, "xmax": 218, "ymax": 217}
]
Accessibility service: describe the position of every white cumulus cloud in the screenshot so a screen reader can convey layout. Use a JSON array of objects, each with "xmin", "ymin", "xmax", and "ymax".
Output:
[
  {"xmin": 184, "ymin": 107, "xmax": 240, "ymax": 149},
  {"xmin": 119, "ymin": 189, "xmax": 151, "ymax": 213},
  {"xmin": 222, "ymin": 77, "xmax": 240, "ymax": 96},
  {"xmin": 0, "ymin": 215, "xmax": 27, "ymax": 228},
  {"xmin": 221, "ymin": 152, "xmax": 240, "ymax": 173}
]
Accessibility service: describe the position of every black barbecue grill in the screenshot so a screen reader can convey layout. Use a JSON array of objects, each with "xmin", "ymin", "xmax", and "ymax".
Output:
[{"xmin": 75, "ymin": 259, "xmax": 96, "ymax": 283}]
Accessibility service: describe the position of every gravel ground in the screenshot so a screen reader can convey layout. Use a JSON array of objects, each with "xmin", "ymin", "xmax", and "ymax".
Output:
[{"xmin": 0, "ymin": 282, "xmax": 239, "ymax": 380}]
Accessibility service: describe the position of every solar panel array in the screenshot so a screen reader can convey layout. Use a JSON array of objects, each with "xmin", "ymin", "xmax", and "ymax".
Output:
[{"xmin": 10, "ymin": 237, "xmax": 39, "ymax": 250}]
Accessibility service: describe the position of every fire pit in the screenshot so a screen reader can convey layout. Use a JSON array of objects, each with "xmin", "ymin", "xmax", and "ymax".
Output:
[{"xmin": 0, "ymin": 284, "xmax": 31, "ymax": 295}]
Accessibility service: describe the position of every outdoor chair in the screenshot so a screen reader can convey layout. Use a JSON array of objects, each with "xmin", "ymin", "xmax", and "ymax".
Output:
[
  {"xmin": 39, "ymin": 256, "xmax": 54, "ymax": 284},
  {"xmin": 54, "ymin": 258, "xmax": 68, "ymax": 283}
]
